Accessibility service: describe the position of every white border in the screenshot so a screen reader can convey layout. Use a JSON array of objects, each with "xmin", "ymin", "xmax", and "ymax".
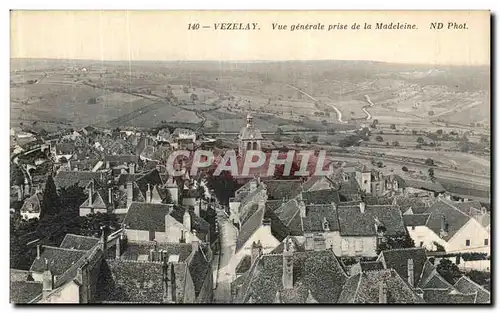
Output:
[{"xmin": 2, "ymin": 1, "xmax": 498, "ymax": 312}]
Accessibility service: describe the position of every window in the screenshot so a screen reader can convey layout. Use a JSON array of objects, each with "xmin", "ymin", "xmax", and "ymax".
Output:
[
  {"xmin": 341, "ymin": 239, "xmax": 348, "ymax": 252},
  {"xmin": 364, "ymin": 180, "xmax": 368, "ymax": 184},
  {"xmin": 355, "ymin": 239, "xmax": 363, "ymax": 252},
  {"xmin": 419, "ymin": 241, "xmax": 424, "ymax": 247},
  {"xmin": 465, "ymin": 239, "xmax": 470, "ymax": 247},
  {"xmin": 484, "ymin": 239, "xmax": 489, "ymax": 246}
]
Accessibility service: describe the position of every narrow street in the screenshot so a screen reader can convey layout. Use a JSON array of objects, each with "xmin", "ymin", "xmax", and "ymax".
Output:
[{"xmin": 213, "ymin": 209, "xmax": 238, "ymax": 303}]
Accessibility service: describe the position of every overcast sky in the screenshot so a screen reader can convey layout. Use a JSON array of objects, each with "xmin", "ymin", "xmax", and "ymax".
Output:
[{"xmin": 10, "ymin": 10, "xmax": 490, "ymax": 65}]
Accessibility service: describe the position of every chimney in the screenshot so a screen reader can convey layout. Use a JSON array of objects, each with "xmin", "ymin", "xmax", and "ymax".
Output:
[
  {"xmin": 378, "ymin": 281, "xmax": 387, "ymax": 304},
  {"xmin": 359, "ymin": 202, "xmax": 366, "ymax": 214},
  {"xmin": 282, "ymin": 238, "xmax": 294, "ymax": 289},
  {"xmin": 163, "ymin": 262, "xmax": 176, "ymax": 303},
  {"xmin": 322, "ymin": 217, "xmax": 330, "ymax": 232},
  {"xmin": 407, "ymin": 258, "xmax": 414, "ymax": 287},
  {"xmin": 191, "ymin": 230, "xmax": 199, "ymax": 252},
  {"xmin": 87, "ymin": 181, "xmax": 94, "ymax": 207},
  {"xmin": 251, "ymin": 241, "xmax": 263, "ymax": 264},
  {"xmin": 42, "ymin": 259, "xmax": 53, "ymax": 298},
  {"xmin": 415, "ymin": 288, "xmax": 424, "ymax": 299},
  {"xmin": 126, "ymin": 181, "xmax": 133, "ymax": 208},
  {"xmin": 129, "ymin": 163, "xmax": 135, "ymax": 174},
  {"xmin": 250, "ymin": 179, "xmax": 257, "ymax": 192},
  {"xmin": 36, "ymin": 244, "xmax": 41, "ymax": 259},
  {"xmin": 299, "ymin": 200, "xmax": 306, "ymax": 218},
  {"xmin": 146, "ymin": 184, "xmax": 152, "ymax": 203},
  {"xmin": 17, "ymin": 185, "xmax": 23, "ymax": 201},
  {"xmin": 305, "ymin": 234, "xmax": 314, "ymax": 251},
  {"xmin": 180, "ymin": 230, "xmax": 186, "ymax": 243},
  {"xmin": 105, "ymin": 160, "xmax": 110, "ymax": 169},
  {"xmin": 183, "ymin": 210, "xmax": 191, "ymax": 232},
  {"xmin": 115, "ymin": 236, "xmax": 121, "ymax": 259},
  {"xmin": 108, "ymin": 188, "xmax": 113, "ymax": 207},
  {"xmin": 440, "ymin": 215, "xmax": 448, "ymax": 238},
  {"xmin": 100, "ymin": 226, "xmax": 108, "ymax": 255}
]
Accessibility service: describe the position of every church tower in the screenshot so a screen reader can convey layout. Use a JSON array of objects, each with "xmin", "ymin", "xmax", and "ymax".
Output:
[{"xmin": 238, "ymin": 113, "xmax": 263, "ymax": 156}]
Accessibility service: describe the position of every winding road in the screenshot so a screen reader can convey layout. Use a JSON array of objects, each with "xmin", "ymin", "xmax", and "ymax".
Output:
[
  {"xmin": 362, "ymin": 95, "xmax": 375, "ymax": 120},
  {"xmin": 286, "ymin": 84, "xmax": 347, "ymax": 124}
]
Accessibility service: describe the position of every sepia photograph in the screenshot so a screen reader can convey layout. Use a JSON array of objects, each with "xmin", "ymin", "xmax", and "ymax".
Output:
[{"xmin": 9, "ymin": 10, "xmax": 491, "ymax": 304}]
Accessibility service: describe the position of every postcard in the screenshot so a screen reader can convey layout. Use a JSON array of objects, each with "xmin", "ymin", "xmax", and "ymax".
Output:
[{"xmin": 10, "ymin": 10, "xmax": 490, "ymax": 304}]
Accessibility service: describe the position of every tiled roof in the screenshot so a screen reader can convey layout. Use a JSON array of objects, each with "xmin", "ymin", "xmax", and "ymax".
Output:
[
  {"xmin": 449, "ymin": 200, "xmax": 482, "ymax": 215},
  {"xmin": 454, "ymin": 276, "xmax": 490, "ymax": 303},
  {"xmin": 96, "ymin": 260, "xmax": 165, "ymax": 303},
  {"xmin": 302, "ymin": 176, "xmax": 322, "ymax": 192},
  {"xmin": 67, "ymin": 159, "xmax": 99, "ymax": 171},
  {"xmin": 235, "ymin": 250, "xmax": 348, "ymax": 303},
  {"xmin": 273, "ymin": 199, "xmax": 303, "ymax": 236},
  {"xmin": 359, "ymin": 261, "xmax": 385, "ymax": 272},
  {"xmin": 59, "ymin": 234, "xmax": 100, "ymax": 250},
  {"xmin": 10, "ymin": 269, "xmax": 32, "ymax": 282},
  {"xmin": 54, "ymin": 171, "xmax": 105, "ymax": 189},
  {"xmin": 10, "ymin": 281, "xmax": 42, "ymax": 303},
  {"xmin": 187, "ymin": 246, "xmax": 211, "ymax": 297},
  {"xmin": 425, "ymin": 200, "xmax": 472, "ymax": 241},
  {"xmin": 302, "ymin": 204, "xmax": 339, "ymax": 233},
  {"xmin": 264, "ymin": 180, "xmax": 302, "ymax": 201},
  {"xmin": 338, "ymin": 269, "xmax": 425, "ymax": 303},
  {"xmin": 422, "ymin": 288, "xmax": 477, "ymax": 304},
  {"xmin": 404, "ymin": 179, "xmax": 445, "ymax": 193},
  {"xmin": 80, "ymin": 189, "xmax": 110, "ymax": 210},
  {"xmin": 116, "ymin": 173, "xmax": 142, "ymax": 186},
  {"xmin": 338, "ymin": 172, "xmax": 361, "ymax": 196},
  {"xmin": 364, "ymin": 196, "xmax": 394, "ymax": 206},
  {"xmin": 30, "ymin": 246, "xmax": 87, "ymax": 275},
  {"xmin": 403, "ymin": 214, "xmax": 430, "ymax": 227},
  {"xmin": 417, "ymin": 260, "xmax": 436, "ymax": 289},
  {"xmin": 302, "ymin": 189, "xmax": 341, "ymax": 205},
  {"xmin": 265, "ymin": 208, "xmax": 290, "ymax": 241},
  {"xmin": 135, "ymin": 169, "xmax": 164, "ymax": 196},
  {"xmin": 122, "ymin": 202, "xmax": 172, "ymax": 232},
  {"xmin": 423, "ymin": 274, "xmax": 453, "ymax": 289},
  {"xmin": 265, "ymin": 200, "xmax": 286, "ymax": 212},
  {"xmin": 55, "ymin": 142, "xmax": 75, "ymax": 155},
  {"xmin": 53, "ymin": 244, "xmax": 103, "ymax": 289},
  {"xmin": 120, "ymin": 241, "xmax": 193, "ymax": 262},
  {"xmin": 236, "ymin": 255, "xmax": 252, "ymax": 274},
  {"xmin": 21, "ymin": 192, "xmax": 44, "ymax": 213},
  {"xmin": 395, "ymin": 197, "xmax": 428, "ymax": 214},
  {"xmin": 274, "ymin": 199, "xmax": 300, "ymax": 227},
  {"xmin": 378, "ymin": 248, "xmax": 428, "ymax": 287},
  {"xmin": 337, "ymin": 205, "xmax": 406, "ymax": 236},
  {"xmin": 236, "ymin": 204, "xmax": 266, "ymax": 252},
  {"xmin": 104, "ymin": 154, "xmax": 138, "ymax": 165},
  {"xmin": 240, "ymin": 203, "xmax": 260, "ymax": 226}
]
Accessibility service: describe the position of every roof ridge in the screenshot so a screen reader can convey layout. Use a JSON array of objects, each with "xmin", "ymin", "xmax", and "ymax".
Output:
[
  {"xmin": 456, "ymin": 275, "xmax": 490, "ymax": 293},
  {"xmin": 62, "ymin": 233, "xmax": 98, "ymax": 240},
  {"xmin": 17, "ymin": 281, "xmax": 42, "ymax": 285},
  {"xmin": 440, "ymin": 200, "xmax": 473, "ymax": 219},
  {"xmin": 42, "ymin": 246, "xmax": 88, "ymax": 253},
  {"xmin": 383, "ymin": 246, "xmax": 425, "ymax": 253}
]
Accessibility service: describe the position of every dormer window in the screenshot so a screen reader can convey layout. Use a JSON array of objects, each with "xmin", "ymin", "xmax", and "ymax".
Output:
[{"xmin": 322, "ymin": 219, "xmax": 330, "ymax": 232}]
